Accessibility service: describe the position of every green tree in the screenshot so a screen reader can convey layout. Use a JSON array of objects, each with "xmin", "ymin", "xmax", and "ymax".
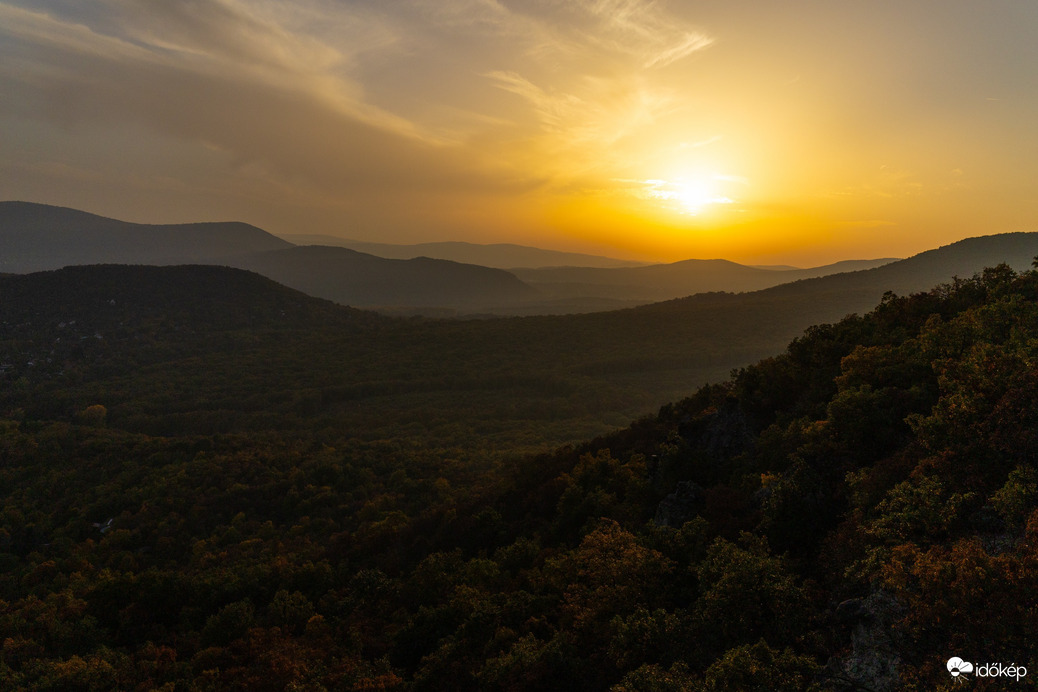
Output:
[
  {"xmin": 693, "ymin": 535, "xmax": 808, "ymax": 656},
  {"xmin": 200, "ymin": 599, "xmax": 255, "ymax": 647},
  {"xmin": 697, "ymin": 640, "xmax": 818, "ymax": 692}
]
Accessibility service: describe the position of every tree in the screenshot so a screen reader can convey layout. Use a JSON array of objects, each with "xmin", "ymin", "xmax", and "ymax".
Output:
[
  {"xmin": 693, "ymin": 535, "xmax": 808, "ymax": 657},
  {"xmin": 697, "ymin": 640, "xmax": 818, "ymax": 692}
]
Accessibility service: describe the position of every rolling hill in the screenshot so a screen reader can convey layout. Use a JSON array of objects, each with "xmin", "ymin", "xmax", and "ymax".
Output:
[
  {"xmin": 0, "ymin": 263, "xmax": 374, "ymax": 334},
  {"xmin": 2, "ymin": 231, "xmax": 1036, "ymax": 452},
  {"xmin": 275, "ymin": 235, "xmax": 649, "ymax": 269},
  {"xmin": 510, "ymin": 257, "xmax": 899, "ymax": 305},
  {"xmin": 0, "ymin": 201, "xmax": 293, "ymax": 272},
  {"xmin": 225, "ymin": 245, "xmax": 538, "ymax": 311},
  {"xmin": 276, "ymin": 234, "xmax": 901, "ymax": 312},
  {"xmin": 0, "ymin": 202, "xmax": 539, "ymax": 312},
  {"xmin": 3, "ymin": 202, "xmax": 1035, "ymax": 322}
]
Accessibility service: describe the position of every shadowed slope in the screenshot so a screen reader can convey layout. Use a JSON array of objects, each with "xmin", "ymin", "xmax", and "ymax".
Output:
[{"xmin": 227, "ymin": 245, "xmax": 539, "ymax": 310}]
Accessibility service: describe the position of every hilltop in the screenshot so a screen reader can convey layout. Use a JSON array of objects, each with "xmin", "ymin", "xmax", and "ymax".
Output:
[
  {"xmin": 0, "ymin": 201, "xmax": 292, "ymax": 272},
  {"xmin": 0, "ymin": 202, "xmax": 537, "ymax": 312},
  {"xmin": 15, "ymin": 202, "xmax": 1029, "ymax": 317},
  {"xmin": 225, "ymin": 245, "xmax": 538, "ymax": 312},
  {"xmin": 0, "ymin": 263, "xmax": 370, "ymax": 332}
]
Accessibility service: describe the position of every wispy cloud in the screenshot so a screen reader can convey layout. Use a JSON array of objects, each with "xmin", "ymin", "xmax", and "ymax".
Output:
[
  {"xmin": 0, "ymin": 0, "xmax": 713, "ymax": 238},
  {"xmin": 0, "ymin": 0, "xmax": 531, "ymax": 209},
  {"xmin": 0, "ymin": 1, "xmax": 420, "ymax": 136},
  {"xmin": 466, "ymin": 1, "xmax": 712, "ymax": 185},
  {"xmin": 487, "ymin": 70, "xmax": 675, "ymax": 147},
  {"xmin": 0, "ymin": 0, "xmax": 711, "ymax": 159},
  {"xmin": 573, "ymin": 0, "xmax": 713, "ymax": 67}
]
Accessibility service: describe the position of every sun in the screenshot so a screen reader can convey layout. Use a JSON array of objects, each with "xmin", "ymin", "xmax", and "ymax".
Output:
[
  {"xmin": 673, "ymin": 177, "xmax": 726, "ymax": 214},
  {"xmin": 643, "ymin": 172, "xmax": 735, "ymax": 215}
]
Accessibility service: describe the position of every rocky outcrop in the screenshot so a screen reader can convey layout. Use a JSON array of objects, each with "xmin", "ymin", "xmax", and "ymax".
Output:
[
  {"xmin": 653, "ymin": 480, "xmax": 705, "ymax": 528},
  {"xmin": 823, "ymin": 589, "xmax": 904, "ymax": 691},
  {"xmin": 678, "ymin": 400, "xmax": 754, "ymax": 461}
]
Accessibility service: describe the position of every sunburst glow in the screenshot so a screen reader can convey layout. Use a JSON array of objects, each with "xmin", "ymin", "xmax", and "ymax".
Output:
[{"xmin": 644, "ymin": 175, "xmax": 735, "ymax": 215}]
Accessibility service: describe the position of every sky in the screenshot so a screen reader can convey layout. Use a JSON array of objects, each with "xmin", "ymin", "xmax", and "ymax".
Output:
[{"xmin": 1, "ymin": 1, "xmax": 1037, "ymax": 265}]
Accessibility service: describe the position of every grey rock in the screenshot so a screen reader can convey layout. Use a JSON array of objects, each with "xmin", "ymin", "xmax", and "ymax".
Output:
[
  {"xmin": 653, "ymin": 480, "xmax": 705, "ymax": 528},
  {"xmin": 823, "ymin": 589, "xmax": 904, "ymax": 691}
]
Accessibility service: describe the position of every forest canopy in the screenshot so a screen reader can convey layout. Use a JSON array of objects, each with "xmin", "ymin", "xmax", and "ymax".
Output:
[{"xmin": 2, "ymin": 262, "xmax": 1038, "ymax": 690}]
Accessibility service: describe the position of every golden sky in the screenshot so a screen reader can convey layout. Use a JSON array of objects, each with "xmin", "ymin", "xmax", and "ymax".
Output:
[{"xmin": 1, "ymin": 1, "xmax": 1037, "ymax": 264}]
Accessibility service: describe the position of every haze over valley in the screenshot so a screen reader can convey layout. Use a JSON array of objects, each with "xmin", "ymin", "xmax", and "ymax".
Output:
[
  {"xmin": 2, "ymin": 201, "xmax": 908, "ymax": 315},
  {"xmin": 4, "ymin": 200, "xmax": 1038, "ymax": 448}
]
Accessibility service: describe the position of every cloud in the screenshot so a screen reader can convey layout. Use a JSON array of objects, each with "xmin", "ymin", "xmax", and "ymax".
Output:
[
  {"xmin": 473, "ymin": 1, "xmax": 711, "ymax": 187},
  {"xmin": 567, "ymin": 0, "xmax": 713, "ymax": 67},
  {"xmin": 0, "ymin": 0, "xmax": 714, "ymax": 239},
  {"xmin": 11, "ymin": 0, "xmax": 427, "ymax": 139},
  {"xmin": 488, "ymin": 69, "xmax": 676, "ymax": 150},
  {"xmin": 0, "ymin": 0, "xmax": 710, "ymax": 148},
  {"xmin": 0, "ymin": 1, "xmax": 502, "ymax": 189},
  {"xmin": 0, "ymin": 4, "xmax": 153, "ymax": 65}
]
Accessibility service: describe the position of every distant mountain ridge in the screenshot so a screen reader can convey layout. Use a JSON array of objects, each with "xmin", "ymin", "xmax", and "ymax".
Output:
[
  {"xmin": 510, "ymin": 257, "xmax": 900, "ymax": 305},
  {"xmin": 225, "ymin": 245, "xmax": 538, "ymax": 310},
  {"xmin": 752, "ymin": 232, "xmax": 1038, "ymax": 305},
  {"xmin": 624, "ymin": 231, "xmax": 1038, "ymax": 362},
  {"xmin": 3, "ymin": 202, "xmax": 1034, "ymax": 318},
  {"xmin": 0, "ymin": 202, "xmax": 536, "ymax": 311},
  {"xmin": 276, "ymin": 235, "xmax": 649, "ymax": 269},
  {"xmin": 277, "ymin": 233, "xmax": 900, "ymax": 307},
  {"xmin": 0, "ymin": 201, "xmax": 293, "ymax": 272}
]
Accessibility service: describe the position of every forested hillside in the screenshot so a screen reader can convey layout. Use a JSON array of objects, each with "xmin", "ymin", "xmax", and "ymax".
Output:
[
  {"xmin": 0, "ymin": 264, "xmax": 872, "ymax": 453},
  {"xmin": 6, "ymin": 230, "xmax": 1038, "ymax": 457},
  {"xmin": 2, "ymin": 262, "xmax": 1037, "ymax": 689}
]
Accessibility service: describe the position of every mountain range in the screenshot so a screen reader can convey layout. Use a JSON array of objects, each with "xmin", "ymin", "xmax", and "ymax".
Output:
[
  {"xmin": 509, "ymin": 257, "xmax": 899, "ymax": 307},
  {"xmin": 4, "ymin": 228, "xmax": 1038, "ymax": 449},
  {"xmin": 224, "ymin": 245, "xmax": 538, "ymax": 312},
  {"xmin": 275, "ymin": 234, "xmax": 649, "ymax": 269},
  {"xmin": 1, "ymin": 201, "xmax": 915, "ymax": 314},
  {"xmin": 0, "ymin": 201, "xmax": 292, "ymax": 272}
]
